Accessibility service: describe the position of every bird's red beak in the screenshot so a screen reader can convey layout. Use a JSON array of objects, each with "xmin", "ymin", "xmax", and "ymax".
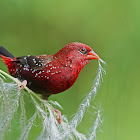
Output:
[{"xmin": 87, "ymin": 50, "xmax": 99, "ymax": 60}]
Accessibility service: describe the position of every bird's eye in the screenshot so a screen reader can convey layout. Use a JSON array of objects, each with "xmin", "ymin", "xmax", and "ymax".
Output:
[{"xmin": 79, "ymin": 47, "xmax": 87, "ymax": 54}]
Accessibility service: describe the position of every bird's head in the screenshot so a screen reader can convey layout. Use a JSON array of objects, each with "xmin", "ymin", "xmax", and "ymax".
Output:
[{"xmin": 54, "ymin": 42, "xmax": 99, "ymax": 68}]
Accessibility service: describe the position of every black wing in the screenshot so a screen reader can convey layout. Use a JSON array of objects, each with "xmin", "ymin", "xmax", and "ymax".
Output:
[{"xmin": 16, "ymin": 55, "xmax": 46, "ymax": 70}]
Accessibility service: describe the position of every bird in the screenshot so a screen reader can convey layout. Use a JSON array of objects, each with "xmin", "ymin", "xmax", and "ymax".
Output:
[
  {"xmin": 0, "ymin": 42, "xmax": 99, "ymax": 98},
  {"xmin": 0, "ymin": 42, "xmax": 99, "ymax": 123}
]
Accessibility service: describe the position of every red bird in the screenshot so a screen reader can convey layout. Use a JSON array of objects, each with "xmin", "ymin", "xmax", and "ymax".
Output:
[{"xmin": 0, "ymin": 42, "xmax": 99, "ymax": 99}]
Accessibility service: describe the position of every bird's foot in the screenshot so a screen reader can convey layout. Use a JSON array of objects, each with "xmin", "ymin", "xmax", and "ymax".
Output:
[
  {"xmin": 54, "ymin": 108, "xmax": 62, "ymax": 124},
  {"xmin": 19, "ymin": 80, "xmax": 27, "ymax": 90}
]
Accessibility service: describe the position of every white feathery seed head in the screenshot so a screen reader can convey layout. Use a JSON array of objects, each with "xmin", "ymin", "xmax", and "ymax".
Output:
[{"xmin": 0, "ymin": 58, "xmax": 106, "ymax": 140}]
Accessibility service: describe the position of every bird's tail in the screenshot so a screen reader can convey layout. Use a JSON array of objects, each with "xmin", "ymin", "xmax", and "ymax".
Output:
[
  {"xmin": 0, "ymin": 47, "xmax": 17, "ymax": 76},
  {"xmin": 0, "ymin": 46, "xmax": 15, "ymax": 65},
  {"xmin": 0, "ymin": 46, "xmax": 15, "ymax": 58}
]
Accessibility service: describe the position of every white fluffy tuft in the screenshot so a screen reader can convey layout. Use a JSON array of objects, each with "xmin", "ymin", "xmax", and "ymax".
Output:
[{"xmin": 0, "ymin": 58, "xmax": 106, "ymax": 140}]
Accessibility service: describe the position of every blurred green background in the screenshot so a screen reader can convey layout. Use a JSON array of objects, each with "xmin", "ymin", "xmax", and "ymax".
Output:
[{"xmin": 0, "ymin": 0, "xmax": 140, "ymax": 140}]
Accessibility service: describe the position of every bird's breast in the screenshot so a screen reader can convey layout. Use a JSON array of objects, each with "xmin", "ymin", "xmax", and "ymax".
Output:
[{"xmin": 42, "ymin": 63, "xmax": 80, "ymax": 94}]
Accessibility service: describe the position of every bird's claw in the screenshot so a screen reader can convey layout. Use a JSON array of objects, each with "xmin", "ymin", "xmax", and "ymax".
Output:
[
  {"xmin": 54, "ymin": 108, "xmax": 62, "ymax": 124},
  {"xmin": 19, "ymin": 80, "xmax": 27, "ymax": 90}
]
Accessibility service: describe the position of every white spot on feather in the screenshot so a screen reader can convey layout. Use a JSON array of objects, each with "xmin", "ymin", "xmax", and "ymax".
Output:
[
  {"xmin": 46, "ymin": 70, "xmax": 50, "ymax": 73},
  {"xmin": 32, "ymin": 70, "xmax": 36, "ymax": 73},
  {"xmin": 38, "ymin": 71, "xmax": 42, "ymax": 74}
]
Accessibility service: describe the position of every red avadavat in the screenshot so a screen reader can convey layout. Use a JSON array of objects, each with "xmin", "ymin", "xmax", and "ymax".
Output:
[{"xmin": 0, "ymin": 42, "xmax": 99, "ymax": 99}]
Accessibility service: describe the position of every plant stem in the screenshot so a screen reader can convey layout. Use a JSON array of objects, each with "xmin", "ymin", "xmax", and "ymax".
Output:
[
  {"xmin": 0, "ymin": 70, "xmax": 41, "ymax": 101},
  {"xmin": 0, "ymin": 69, "xmax": 58, "ymax": 117}
]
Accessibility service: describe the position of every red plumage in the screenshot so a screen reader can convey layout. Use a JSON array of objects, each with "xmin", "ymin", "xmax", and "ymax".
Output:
[{"xmin": 0, "ymin": 42, "xmax": 99, "ymax": 99}]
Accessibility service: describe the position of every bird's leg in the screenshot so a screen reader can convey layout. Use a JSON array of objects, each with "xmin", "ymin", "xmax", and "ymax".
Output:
[
  {"xmin": 19, "ymin": 80, "xmax": 27, "ymax": 90},
  {"xmin": 54, "ymin": 108, "xmax": 62, "ymax": 124}
]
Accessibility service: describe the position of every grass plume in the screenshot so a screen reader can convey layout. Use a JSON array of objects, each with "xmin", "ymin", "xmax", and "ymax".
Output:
[{"xmin": 0, "ymin": 59, "xmax": 106, "ymax": 140}]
